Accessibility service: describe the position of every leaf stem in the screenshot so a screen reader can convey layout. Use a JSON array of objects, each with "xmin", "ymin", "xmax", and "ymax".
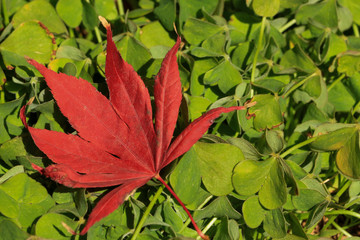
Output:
[
  {"xmin": 280, "ymin": 136, "xmax": 319, "ymax": 158},
  {"xmin": 327, "ymin": 74, "xmax": 345, "ymax": 92},
  {"xmin": 155, "ymin": 175, "xmax": 209, "ymax": 240},
  {"xmin": 283, "ymin": 72, "xmax": 317, "ymax": 98},
  {"xmin": 321, "ymin": 215, "xmax": 337, "ymax": 232},
  {"xmin": 2, "ymin": 0, "xmax": 9, "ymax": 26},
  {"xmin": 279, "ymin": 19, "xmax": 296, "ymax": 33},
  {"xmin": 131, "ymin": 184, "xmax": 164, "ymax": 240},
  {"xmin": 250, "ymin": 16, "xmax": 267, "ymax": 97},
  {"xmin": 334, "ymin": 180, "xmax": 351, "ymax": 202},
  {"xmin": 332, "ymin": 221, "xmax": 352, "ymax": 237},
  {"xmin": 117, "ymin": 0, "xmax": 125, "ymax": 16},
  {"xmin": 353, "ymin": 23, "xmax": 359, "ymax": 38},
  {"xmin": 196, "ymin": 217, "xmax": 217, "ymax": 240},
  {"xmin": 324, "ymin": 210, "xmax": 360, "ymax": 219},
  {"xmin": 94, "ymin": 26, "xmax": 102, "ymax": 43},
  {"xmin": 179, "ymin": 195, "xmax": 213, "ymax": 233},
  {"xmin": 0, "ymin": 90, "xmax": 4, "ymax": 104}
]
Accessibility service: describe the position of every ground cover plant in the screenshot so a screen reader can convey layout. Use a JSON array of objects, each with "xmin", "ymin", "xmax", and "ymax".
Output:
[{"xmin": 0, "ymin": 0, "xmax": 359, "ymax": 239}]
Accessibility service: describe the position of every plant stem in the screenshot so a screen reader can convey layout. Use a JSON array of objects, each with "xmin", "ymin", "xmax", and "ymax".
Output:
[
  {"xmin": 196, "ymin": 217, "xmax": 217, "ymax": 240},
  {"xmin": 117, "ymin": 0, "xmax": 125, "ymax": 16},
  {"xmin": 279, "ymin": 19, "xmax": 296, "ymax": 33},
  {"xmin": 250, "ymin": 16, "xmax": 267, "ymax": 97},
  {"xmin": 353, "ymin": 23, "xmax": 359, "ymax": 38},
  {"xmin": 283, "ymin": 72, "xmax": 317, "ymax": 98},
  {"xmin": 324, "ymin": 210, "xmax": 360, "ymax": 219},
  {"xmin": 0, "ymin": 90, "xmax": 4, "ymax": 103},
  {"xmin": 94, "ymin": 26, "xmax": 102, "ymax": 43},
  {"xmin": 2, "ymin": 0, "xmax": 9, "ymax": 26},
  {"xmin": 332, "ymin": 221, "xmax": 352, "ymax": 237},
  {"xmin": 131, "ymin": 184, "xmax": 164, "ymax": 240},
  {"xmin": 327, "ymin": 74, "xmax": 345, "ymax": 92},
  {"xmin": 321, "ymin": 215, "xmax": 337, "ymax": 232},
  {"xmin": 334, "ymin": 180, "xmax": 351, "ymax": 201},
  {"xmin": 155, "ymin": 174, "xmax": 209, "ymax": 240},
  {"xmin": 179, "ymin": 195, "xmax": 213, "ymax": 233},
  {"xmin": 69, "ymin": 28, "xmax": 75, "ymax": 38},
  {"xmin": 280, "ymin": 136, "xmax": 319, "ymax": 158}
]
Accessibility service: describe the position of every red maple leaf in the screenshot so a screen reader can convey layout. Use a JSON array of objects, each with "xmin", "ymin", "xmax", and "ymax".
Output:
[{"xmin": 20, "ymin": 17, "xmax": 255, "ymax": 239}]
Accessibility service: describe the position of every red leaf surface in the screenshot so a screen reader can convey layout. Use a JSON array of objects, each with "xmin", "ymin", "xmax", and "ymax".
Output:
[
  {"xmin": 104, "ymin": 23, "xmax": 155, "ymax": 171},
  {"xmin": 154, "ymin": 36, "xmax": 182, "ymax": 170},
  {"xmin": 21, "ymin": 17, "xmax": 255, "ymax": 239}
]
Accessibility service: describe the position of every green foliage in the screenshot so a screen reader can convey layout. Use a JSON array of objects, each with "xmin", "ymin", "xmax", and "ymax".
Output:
[{"xmin": 0, "ymin": 0, "xmax": 360, "ymax": 239}]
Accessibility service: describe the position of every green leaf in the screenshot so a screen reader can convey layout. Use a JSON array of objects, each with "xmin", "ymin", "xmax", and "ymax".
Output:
[
  {"xmin": 163, "ymin": 199, "xmax": 183, "ymax": 232},
  {"xmin": 0, "ymin": 219, "xmax": 29, "ymax": 240},
  {"xmin": 252, "ymin": 79, "xmax": 286, "ymax": 94},
  {"xmin": 228, "ymin": 13, "xmax": 261, "ymax": 44},
  {"xmin": 190, "ymin": 58, "xmax": 218, "ymax": 96},
  {"xmin": 232, "ymin": 158, "xmax": 274, "ymax": 196},
  {"xmin": 82, "ymin": 0, "xmax": 98, "ymax": 31},
  {"xmin": 292, "ymin": 189, "xmax": 326, "ymax": 211},
  {"xmin": 187, "ymin": 96, "xmax": 212, "ymax": 121},
  {"xmin": 116, "ymin": 35, "xmax": 152, "ymax": 71},
  {"xmin": 178, "ymin": 0, "xmax": 218, "ymax": 27},
  {"xmin": 213, "ymin": 217, "xmax": 239, "ymax": 240},
  {"xmin": 337, "ymin": 4, "xmax": 353, "ymax": 32},
  {"xmin": 252, "ymin": 0, "xmax": 280, "ymax": 17},
  {"xmin": 311, "ymin": 126, "xmax": 358, "ymax": 151},
  {"xmin": 87, "ymin": 206, "xmax": 129, "ymax": 239},
  {"xmin": 328, "ymin": 80, "xmax": 356, "ymax": 112},
  {"xmin": 140, "ymin": 21, "xmax": 175, "ymax": 49},
  {"xmin": 0, "ymin": 173, "xmax": 55, "ymax": 230},
  {"xmin": 305, "ymin": 201, "xmax": 329, "ymax": 228},
  {"xmin": 336, "ymin": 131, "xmax": 360, "ymax": 179},
  {"xmin": 296, "ymin": 0, "xmax": 338, "ymax": 30},
  {"xmin": 35, "ymin": 213, "xmax": 78, "ymax": 239},
  {"xmin": 336, "ymin": 53, "xmax": 360, "ymax": 77},
  {"xmin": 194, "ymin": 142, "xmax": 244, "ymax": 196},
  {"xmin": 56, "ymin": 45, "xmax": 87, "ymax": 61},
  {"xmin": 32, "ymin": 100, "xmax": 65, "ymax": 132},
  {"xmin": 0, "ymin": 21, "xmax": 56, "ymax": 64},
  {"xmin": 339, "ymin": 0, "xmax": 360, "ymax": 25},
  {"xmin": 74, "ymin": 188, "xmax": 88, "ymax": 217},
  {"xmin": 56, "ymin": 0, "xmax": 82, "ymax": 28},
  {"xmin": 0, "ymin": 136, "xmax": 27, "ymax": 167},
  {"xmin": 183, "ymin": 18, "xmax": 223, "ymax": 45},
  {"xmin": 243, "ymin": 196, "xmax": 267, "ymax": 228},
  {"xmin": 11, "ymin": 0, "xmax": 67, "ymax": 34},
  {"xmin": 0, "ymin": 96, "xmax": 24, "ymax": 144},
  {"xmin": 258, "ymin": 158, "xmax": 287, "ymax": 209},
  {"xmin": 153, "ymin": 0, "xmax": 176, "ymax": 31},
  {"xmin": 248, "ymin": 94, "xmax": 283, "ymax": 131},
  {"xmin": 227, "ymin": 137, "xmax": 263, "ymax": 160},
  {"xmin": 52, "ymin": 186, "xmax": 74, "ymax": 204},
  {"xmin": 203, "ymin": 59, "xmax": 242, "ymax": 94},
  {"xmin": 263, "ymin": 208, "xmax": 287, "ymax": 238},
  {"xmin": 302, "ymin": 75, "xmax": 322, "ymax": 99},
  {"xmin": 266, "ymin": 130, "xmax": 285, "ymax": 153},
  {"xmin": 280, "ymin": 0, "xmax": 307, "ymax": 9},
  {"xmin": 170, "ymin": 148, "xmax": 201, "ymax": 205},
  {"xmin": 231, "ymin": 41, "xmax": 254, "ymax": 69},
  {"xmin": 0, "ymin": 165, "xmax": 24, "ymax": 184},
  {"xmin": 194, "ymin": 196, "xmax": 241, "ymax": 221},
  {"xmin": 94, "ymin": 0, "xmax": 117, "ymax": 20},
  {"xmin": 279, "ymin": 45, "xmax": 317, "ymax": 74}
]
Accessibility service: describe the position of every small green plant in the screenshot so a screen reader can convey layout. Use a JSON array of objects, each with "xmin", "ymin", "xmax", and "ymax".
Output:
[{"xmin": 0, "ymin": 0, "xmax": 359, "ymax": 239}]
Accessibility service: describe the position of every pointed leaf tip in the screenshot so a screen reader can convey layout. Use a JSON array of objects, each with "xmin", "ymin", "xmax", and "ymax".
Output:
[{"xmin": 98, "ymin": 16, "xmax": 110, "ymax": 28}]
